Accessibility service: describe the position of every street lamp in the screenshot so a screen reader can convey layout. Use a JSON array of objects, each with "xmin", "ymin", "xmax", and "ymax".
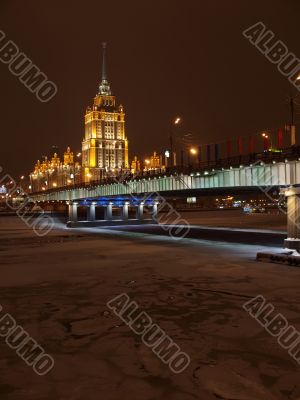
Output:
[
  {"xmin": 169, "ymin": 117, "xmax": 181, "ymax": 168},
  {"xmin": 262, "ymin": 132, "xmax": 271, "ymax": 150},
  {"xmin": 187, "ymin": 147, "xmax": 198, "ymax": 167}
]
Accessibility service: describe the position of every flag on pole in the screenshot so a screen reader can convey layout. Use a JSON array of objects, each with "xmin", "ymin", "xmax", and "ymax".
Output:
[
  {"xmin": 263, "ymin": 137, "xmax": 269, "ymax": 150},
  {"xmin": 237, "ymin": 137, "xmax": 243, "ymax": 155},
  {"xmin": 214, "ymin": 143, "xmax": 219, "ymax": 161},
  {"xmin": 226, "ymin": 140, "xmax": 231, "ymax": 158},
  {"xmin": 277, "ymin": 128, "xmax": 283, "ymax": 148},
  {"xmin": 207, "ymin": 144, "xmax": 211, "ymax": 162},
  {"xmin": 197, "ymin": 146, "xmax": 201, "ymax": 163}
]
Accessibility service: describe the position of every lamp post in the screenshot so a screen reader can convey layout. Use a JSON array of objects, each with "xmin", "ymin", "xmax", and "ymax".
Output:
[
  {"xmin": 262, "ymin": 132, "xmax": 272, "ymax": 151},
  {"xmin": 164, "ymin": 150, "xmax": 170, "ymax": 168},
  {"xmin": 75, "ymin": 152, "xmax": 82, "ymax": 184},
  {"xmin": 181, "ymin": 133, "xmax": 193, "ymax": 168},
  {"xmin": 188, "ymin": 147, "xmax": 198, "ymax": 168},
  {"xmin": 169, "ymin": 117, "xmax": 181, "ymax": 168}
]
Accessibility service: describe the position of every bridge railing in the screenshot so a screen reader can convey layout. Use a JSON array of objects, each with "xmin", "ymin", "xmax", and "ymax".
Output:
[{"xmin": 30, "ymin": 145, "xmax": 300, "ymax": 196}]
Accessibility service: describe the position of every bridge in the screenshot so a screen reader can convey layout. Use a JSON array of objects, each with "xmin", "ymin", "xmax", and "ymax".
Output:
[{"xmin": 28, "ymin": 157, "xmax": 300, "ymax": 250}]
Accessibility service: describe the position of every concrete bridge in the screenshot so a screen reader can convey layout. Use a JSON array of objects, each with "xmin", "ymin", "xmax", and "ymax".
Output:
[
  {"xmin": 31, "ymin": 159, "xmax": 300, "ymax": 202},
  {"xmin": 29, "ymin": 159, "xmax": 300, "ymax": 250}
]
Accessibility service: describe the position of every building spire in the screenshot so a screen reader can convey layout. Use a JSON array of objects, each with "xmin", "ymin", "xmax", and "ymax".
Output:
[
  {"xmin": 102, "ymin": 42, "xmax": 107, "ymax": 81},
  {"xmin": 98, "ymin": 42, "xmax": 111, "ymax": 95}
]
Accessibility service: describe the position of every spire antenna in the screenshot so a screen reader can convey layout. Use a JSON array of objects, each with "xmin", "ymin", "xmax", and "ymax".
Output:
[
  {"xmin": 98, "ymin": 42, "xmax": 111, "ymax": 95},
  {"xmin": 102, "ymin": 42, "xmax": 107, "ymax": 81}
]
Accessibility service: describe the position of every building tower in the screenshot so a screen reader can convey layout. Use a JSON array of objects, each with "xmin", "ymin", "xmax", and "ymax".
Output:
[{"xmin": 82, "ymin": 42, "xmax": 129, "ymax": 182}]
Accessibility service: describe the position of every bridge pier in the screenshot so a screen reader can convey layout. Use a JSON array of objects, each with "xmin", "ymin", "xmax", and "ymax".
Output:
[
  {"xmin": 66, "ymin": 199, "xmax": 159, "ymax": 227},
  {"xmin": 122, "ymin": 203, "xmax": 129, "ymax": 221},
  {"xmin": 87, "ymin": 202, "xmax": 96, "ymax": 221},
  {"xmin": 136, "ymin": 202, "xmax": 144, "ymax": 221},
  {"xmin": 283, "ymin": 186, "xmax": 300, "ymax": 251},
  {"xmin": 151, "ymin": 202, "xmax": 158, "ymax": 221},
  {"xmin": 68, "ymin": 201, "xmax": 78, "ymax": 222},
  {"xmin": 105, "ymin": 202, "xmax": 113, "ymax": 220}
]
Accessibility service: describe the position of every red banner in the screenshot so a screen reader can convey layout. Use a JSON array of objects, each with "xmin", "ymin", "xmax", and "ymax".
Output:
[
  {"xmin": 263, "ymin": 137, "xmax": 269, "ymax": 150},
  {"xmin": 237, "ymin": 137, "xmax": 243, "ymax": 155},
  {"xmin": 226, "ymin": 140, "xmax": 231, "ymax": 158},
  {"xmin": 278, "ymin": 128, "xmax": 283, "ymax": 148}
]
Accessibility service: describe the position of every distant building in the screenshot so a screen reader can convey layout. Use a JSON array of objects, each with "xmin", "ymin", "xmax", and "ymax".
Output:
[
  {"xmin": 29, "ymin": 147, "xmax": 81, "ymax": 192},
  {"xmin": 131, "ymin": 156, "xmax": 141, "ymax": 173},
  {"xmin": 150, "ymin": 151, "xmax": 163, "ymax": 169},
  {"xmin": 144, "ymin": 151, "xmax": 164, "ymax": 171},
  {"xmin": 28, "ymin": 43, "xmax": 129, "ymax": 191},
  {"xmin": 82, "ymin": 43, "xmax": 129, "ymax": 182}
]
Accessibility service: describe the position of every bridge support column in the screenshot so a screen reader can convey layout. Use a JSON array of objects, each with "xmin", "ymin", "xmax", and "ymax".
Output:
[
  {"xmin": 136, "ymin": 202, "xmax": 144, "ymax": 221},
  {"xmin": 151, "ymin": 202, "xmax": 158, "ymax": 221},
  {"xmin": 68, "ymin": 202, "xmax": 78, "ymax": 222},
  {"xmin": 122, "ymin": 203, "xmax": 129, "ymax": 221},
  {"xmin": 283, "ymin": 187, "xmax": 300, "ymax": 251},
  {"xmin": 87, "ymin": 202, "xmax": 96, "ymax": 221},
  {"xmin": 105, "ymin": 202, "xmax": 113, "ymax": 220},
  {"xmin": 68, "ymin": 203, "xmax": 72, "ymax": 221}
]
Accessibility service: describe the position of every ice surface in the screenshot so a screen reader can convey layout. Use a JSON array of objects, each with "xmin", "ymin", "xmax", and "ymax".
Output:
[{"xmin": 0, "ymin": 215, "xmax": 299, "ymax": 400}]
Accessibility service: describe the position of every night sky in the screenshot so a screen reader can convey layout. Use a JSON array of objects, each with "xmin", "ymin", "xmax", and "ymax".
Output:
[{"xmin": 0, "ymin": 0, "xmax": 299, "ymax": 177}]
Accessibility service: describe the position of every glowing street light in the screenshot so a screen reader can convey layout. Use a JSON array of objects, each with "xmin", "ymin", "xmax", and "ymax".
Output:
[
  {"xmin": 144, "ymin": 159, "xmax": 150, "ymax": 165},
  {"xmin": 77, "ymin": 152, "xmax": 82, "ymax": 157},
  {"xmin": 262, "ymin": 132, "xmax": 271, "ymax": 150},
  {"xmin": 52, "ymin": 182, "xmax": 57, "ymax": 187},
  {"xmin": 169, "ymin": 117, "xmax": 182, "ymax": 167},
  {"xmin": 187, "ymin": 147, "xmax": 198, "ymax": 168}
]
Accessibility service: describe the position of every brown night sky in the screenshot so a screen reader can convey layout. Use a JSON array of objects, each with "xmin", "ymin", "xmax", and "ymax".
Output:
[{"xmin": 0, "ymin": 0, "xmax": 299, "ymax": 177}]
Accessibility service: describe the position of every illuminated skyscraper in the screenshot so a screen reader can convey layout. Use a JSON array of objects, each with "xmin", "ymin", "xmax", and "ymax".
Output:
[{"xmin": 82, "ymin": 43, "xmax": 129, "ymax": 181}]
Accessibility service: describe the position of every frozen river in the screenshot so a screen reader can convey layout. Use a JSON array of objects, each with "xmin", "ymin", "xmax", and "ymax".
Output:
[{"xmin": 0, "ymin": 214, "xmax": 299, "ymax": 399}]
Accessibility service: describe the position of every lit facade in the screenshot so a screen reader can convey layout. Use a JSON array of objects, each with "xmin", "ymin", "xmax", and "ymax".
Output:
[
  {"xmin": 82, "ymin": 43, "xmax": 129, "ymax": 181},
  {"xmin": 150, "ymin": 151, "xmax": 163, "ymax": 169},
  {"xmin": 30, "ymin": 147, "xmax": 81, "ymax": 192},
  {"xmin": 143, "ymin": 151, "xmax": 164, "ymax": 171},
  {"xmin": 131, "ymin": 156, "xmax": 141, "ymax": 173}
]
